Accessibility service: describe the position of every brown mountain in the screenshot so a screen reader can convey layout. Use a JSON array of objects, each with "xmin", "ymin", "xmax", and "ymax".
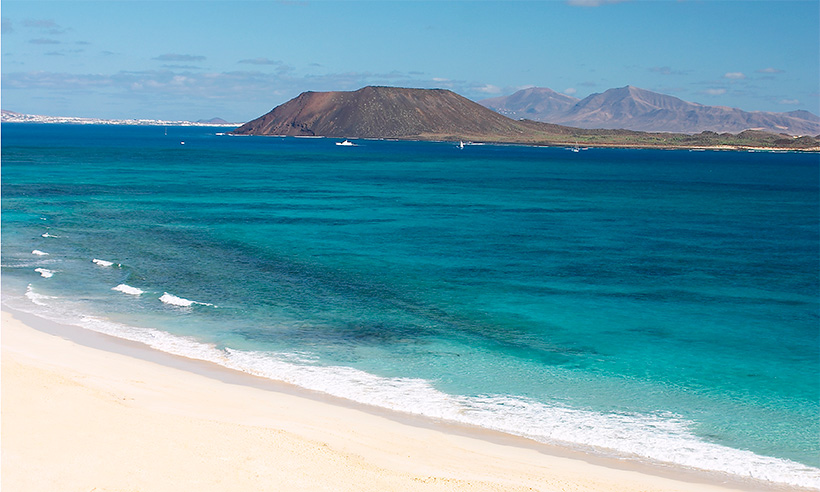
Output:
[
  {"xmin": 480, "ymin": 86, "xmax": 820, "ymax": 136},
  {"xmin": 232, "ymin": 86, "xmax": 533, "ymax": 140}
]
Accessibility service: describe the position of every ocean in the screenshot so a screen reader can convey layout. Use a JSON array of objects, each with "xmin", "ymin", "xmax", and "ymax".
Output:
[{"xmin": 2, "ymin": 123, "xmax": 818, "ymax": 488}]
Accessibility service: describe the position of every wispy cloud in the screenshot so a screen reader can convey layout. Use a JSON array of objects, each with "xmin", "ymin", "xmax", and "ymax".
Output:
[
  {"xmin": 2, "ymin": 67, "xmax": 514, "ymax": 120},
  {"xmin": 702, "ymin": 88, "xmax": 727, "ymax": 96},
  {"xmin": 756, "ymin": 67, "xmax": 784, "ymax": 74},
  {"xmin": 474, "ymin": 84, "xmax": 502, "ymax": 94},
  {"xmin": 649, "ymin": 66, "xmax": 689, "ymax": 76},
  {"xmin": 238, "ymin": 57, "xmax": 280, "ymax": 65},
  {"xmin": 779, "ymin": 99, "xmax": 800, "ymax": 105},
  {"xmin": 42, "ymin": 48, "xmax": 85, "ymax": 57},
  {"xmin": 160, "ymin": 64, "xmax": 205, "ymax": 70},
  {"xmin": 23, "ymin": 19, "xmax": 59, "ymax": 29},
  {"xmin": 153, "ymin": 53, "xmax": 206, "ymax": 62},
  {"xmin": 29, "ymin": 38, "xmax": 61, "ymax": 45},
  {"xmin": 564, "ymin": 87, "xmax": 578, "ymax": 95},
  {"xmin": 723, "ymin": 72, "xmax": 746, "ymax": 80},
  {"xmin": 23, "ymin": 18, "xmax": 67, "ymax": 35}
]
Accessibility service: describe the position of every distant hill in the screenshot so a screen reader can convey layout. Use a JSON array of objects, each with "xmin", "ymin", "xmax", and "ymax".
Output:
[
  {"xmin": 232, "ymin": 86, "xmax": 533, "ymax": 140},
  {"xmin": 479, "ymin": 87, "xmax": 579, "ymax": 120},
  {"xmin": 480, "ymin": 86, "xmax": 820, "ymax": 136},
  {"xmin": 196, "ymin": 117, "xmax": 230, "ymax": 124}
]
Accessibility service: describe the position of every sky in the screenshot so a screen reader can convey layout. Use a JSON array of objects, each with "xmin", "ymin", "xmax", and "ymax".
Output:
[{"xmin": 2, "ymin": 0, "xmax": 818, "ymax": 122}]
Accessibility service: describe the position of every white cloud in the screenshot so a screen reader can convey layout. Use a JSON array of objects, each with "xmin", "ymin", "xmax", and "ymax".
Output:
[
  {"xmin": 757, "ymin": 67, "xmax": 784, "ymax": 74},
  {"xmin": 702, "ymin": 88, "xmax": 727, "ymax": 96},
  {"xmin": 779, "ymin": 99, "xmax": 800, "ymax": 105},
  {"xmin": 564, "ymin": 88, "xmax": 577, "ymax": 95},
  {"xmin": 723, "ymin": 72, "xmax": 746, "ymax": 80},
  {"xmin": 475, "ymin": 84, "xmax": 502, "ymax": 94}
]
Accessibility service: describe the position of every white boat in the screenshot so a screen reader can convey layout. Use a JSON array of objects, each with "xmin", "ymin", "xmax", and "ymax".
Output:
[{"xmin": 336, "ymin": 139, "xmax": 356, "ymax": 146}]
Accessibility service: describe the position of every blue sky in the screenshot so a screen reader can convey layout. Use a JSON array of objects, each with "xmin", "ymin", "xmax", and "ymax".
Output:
[{"xmin": 2, "ymin": 0, "xmax": 818, "ymax": 122}]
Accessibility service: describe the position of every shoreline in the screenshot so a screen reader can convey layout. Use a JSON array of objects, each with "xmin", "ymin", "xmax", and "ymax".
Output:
[
  {"xmin": 4, "ymin": 121, "xmax": 817, "ymax": 152},
  {"xmin": 233, "ymin": 132, "xmax": 820, "ymax": 152},
  {"xmin": 2, "ymin": 305, "xmax": 810, "ymax": 492}
]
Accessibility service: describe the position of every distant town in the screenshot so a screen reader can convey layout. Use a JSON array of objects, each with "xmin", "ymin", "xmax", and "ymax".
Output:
[{"xmin": 0, "ymin": 110, "xmax": 238, "ymax": 127}]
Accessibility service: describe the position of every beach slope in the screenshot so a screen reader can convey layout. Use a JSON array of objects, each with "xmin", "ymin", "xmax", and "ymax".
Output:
[{"xmin": 2, "ymin": 309, "xmax": 762, "ymax": 492}]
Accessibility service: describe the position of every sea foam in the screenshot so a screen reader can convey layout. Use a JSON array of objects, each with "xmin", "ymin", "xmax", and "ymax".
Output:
[
  {"xmin": 159, "ymin": 292, "xmax": 213, "ymax": 308},
  {"xmin": 24, "ymin": 284, "xmax": 53, "ymax": 306},
  {"xmin": 9, "ymin": 286, "xmax": 820, "ymax": 490},
  {"xmin": 112, "ymin": 284, "xmax": 144, "ymax": 296},
  {"xmin": 92, "ymin": 258, "xmax": 116, "ymax": 267},
  {"xmin": 31, "ymin": 250, "xmax": 49, "ymax": 256},
  {"xmin": 34, "ymin": 268, "xmax": 55, "ymax": 278},
  {"xmin": 41, "ymin": 232, "xmax": 60, "ymax": 238}
]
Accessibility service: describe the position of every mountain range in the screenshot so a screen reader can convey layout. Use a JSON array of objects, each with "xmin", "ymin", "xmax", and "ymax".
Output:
[{"xmin": 479, "ymin": 86, "xmax": 820, "ymax": 136}]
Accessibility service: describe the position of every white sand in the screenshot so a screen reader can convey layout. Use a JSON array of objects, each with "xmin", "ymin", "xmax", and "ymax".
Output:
[{"xmin": 1, "ymin": 309, "xmax": 766, "ymax": 492}]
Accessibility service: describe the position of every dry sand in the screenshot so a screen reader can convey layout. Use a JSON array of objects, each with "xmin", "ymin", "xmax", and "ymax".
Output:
[{"xmin": 1, "ymin": 309, "xmax": 774, "ymax": 492}]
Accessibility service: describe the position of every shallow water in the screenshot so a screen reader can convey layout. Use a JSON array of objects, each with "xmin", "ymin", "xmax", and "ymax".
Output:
[{"xmin": 2, "ymin": 124, "xmax": 818, "ymax": 487}]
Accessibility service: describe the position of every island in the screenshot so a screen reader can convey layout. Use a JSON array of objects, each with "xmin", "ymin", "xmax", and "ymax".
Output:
[{"xmin": 232, "ymin": 86, "xmax": 820, "ymax": 151}]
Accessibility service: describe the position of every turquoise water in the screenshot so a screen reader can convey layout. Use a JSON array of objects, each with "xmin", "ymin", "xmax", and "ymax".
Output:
[{"xmin": 2, "ymin": 124, "xmax": 818, "ymax": 487}]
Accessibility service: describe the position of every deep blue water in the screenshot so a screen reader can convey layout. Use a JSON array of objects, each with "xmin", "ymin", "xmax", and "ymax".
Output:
[{"xmin": 2, "ymin": 124, "xmax": 818, "ymax": 487}]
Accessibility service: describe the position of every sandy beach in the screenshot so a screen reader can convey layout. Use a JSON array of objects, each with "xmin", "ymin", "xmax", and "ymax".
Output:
[{"xmin": 1, "ymin": 308, "xmax": 787, "ymax": 492}]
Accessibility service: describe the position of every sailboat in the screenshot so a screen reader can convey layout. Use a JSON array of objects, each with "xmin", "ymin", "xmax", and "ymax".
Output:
[
  {"xmin": 336, "ymin": 139, "xmax": 356, "ymax": 146},
  {"xmin": 458, "ymin": 140, "xmax": 465, "ymax": 149}
]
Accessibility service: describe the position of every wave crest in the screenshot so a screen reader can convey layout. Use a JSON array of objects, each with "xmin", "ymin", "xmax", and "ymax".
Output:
[
  {"xmin": 112, "ymin": 284, "xmax": 144, "ymax": 296},
  {"xmin": 159, "ymin": 292, "xmax": 214, "ymax": 308}
]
